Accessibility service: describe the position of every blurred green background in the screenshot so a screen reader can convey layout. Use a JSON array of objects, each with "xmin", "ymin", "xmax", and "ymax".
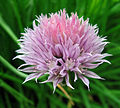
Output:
[{"xmin": 0, "ymin": 0, "xmax": 120, "ymax": 108}]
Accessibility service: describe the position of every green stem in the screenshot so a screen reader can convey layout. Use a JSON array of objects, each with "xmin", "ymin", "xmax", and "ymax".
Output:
[
  {"xmin": 0, "ymin": 55, "xmax": 26, "ymax": 78},
  {"xmin": 0, "ymin": 15, "xmax": 19, "ymax": 44},
  {"xmin": 0, "ymin": 79, "xmax": 33, "ymax": 104},
  {"xmin": 10, "ymin": 0, "xmax": 23, "ymax": 32}
]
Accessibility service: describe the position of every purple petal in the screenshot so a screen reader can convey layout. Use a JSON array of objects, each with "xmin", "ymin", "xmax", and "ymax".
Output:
[
  {"xmin": 35, "ymin": 73, "xmax": 44, "ymax": 83},
  {"xmin": 23, "ymin": 73, "xmax": 39, "ymax": 84},
  {"xmin": 74, "ymin": 72, "xmax": 77, "ymax": 82},
  {"xmin": 72, "ymin": 67, "xmax": 82, "ymax": 74},
  {"xmin": 65, "ymin": 74, "xmax": 74, "ymax": 89},
  {"xmin": 59, "ymin": 67, "xmax": 66, "ymax": 77},
  {"xmin": 18, "ymin": 67, "xmax": 37, "ymax": 73},
  {"xmin": 78, "ymin": 74, "xmax": 90, "ymax": 90},
  {"xmin": 83, "ymin": 70, "xmax": 104, "ymax": 80},
  {"xmin": 40, "ymin": 75, "xmax": 55, "ymax": 83},
  {"xmin": 53, "ymin": 78, "xmax": 63, "ymax": 93},
  {"xmin": 82, "ymin": 63, "xmax": 102, "ymax": 69}
]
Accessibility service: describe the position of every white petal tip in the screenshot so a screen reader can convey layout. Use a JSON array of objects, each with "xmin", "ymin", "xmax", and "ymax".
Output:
[
  {"xmin": 12, "ymin": 57, "xmax": 16, "ymax": 60},
  {"xmin": 68, "ymin": 85, "xmax": 74, "ymax": 89},
  {"xmin": 53, "ymin": 89, "xmax": 56, "ymax": 94},
  {"xmin": 22, "ymin": 81, "xmax": 26, "ymax": 84},
  {"xmin": 74, "ymin": 80, "xmax": 76, "ymax": 82},
  {"xmin": 88, "ymin": 87, "xmax": 90, "ymax": 91},
  {"xmin": 35, "ymin": 79, "xmax": 38, "ymax": 83},
  {"xmin": 101, "ymin": 78, "xmax": 105, "ymax": 80}
]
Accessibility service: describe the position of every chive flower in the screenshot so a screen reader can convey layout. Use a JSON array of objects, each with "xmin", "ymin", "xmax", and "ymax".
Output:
[{"xmin": 15, "ymin": 9, "xmax": 110, "ymax": 92}]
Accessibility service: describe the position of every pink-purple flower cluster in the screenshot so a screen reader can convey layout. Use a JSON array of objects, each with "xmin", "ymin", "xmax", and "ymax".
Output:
[{"xmin": 15, "ymin": 9, "xmax": 110, "ymax": 92}]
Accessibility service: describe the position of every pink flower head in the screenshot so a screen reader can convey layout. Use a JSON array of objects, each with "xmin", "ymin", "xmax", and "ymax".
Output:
[{"xmin": 15, "ymin": 9, "xmax": 110, "ymax": 92}]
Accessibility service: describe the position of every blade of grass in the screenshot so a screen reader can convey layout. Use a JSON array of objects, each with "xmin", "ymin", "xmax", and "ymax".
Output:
[
  {"xmin": 104, "ymin": 81, "xmax": 120, "ymax": 86},
  {"xmin": 46, "ymin": 83, "xmax": 79, "ymax": 103},
  {"xmin": 0, "ymin": 15, "xmax": 18, "ymax": 44},
  {"xmin": 0, "ymin": 79, "xmax": 33, "ymax": 104},
  {"xmin": 4, "ymin": 92, "xmax": 12, "ymax": 108},
  {"xmin": 109, "ymin": 3, "xmax": 120, "ymax": 14},
  {"xmin": 80, "ymin": 86, "xmax": 91, "ymax": 108},
  {"xmin": 0, "ymin": 72, "xmax": 39, "ymax": 90},
  {"xmin": 111, "ymin": 90, "xmax": 120, "ymax": 96},
  {"xmin": 86, "ymin": 0, "xmax": 96, "ymax": 17},
  {"xmin": 9, "ymin": 0, "xmax": 23, "ymax": 32},
  {"xmin": 92, "ymin": 81, "xmax": 120, "ymax": 105},
  {"xmin": 47, "ymin": 94, "xmax": 67, "ymax": 108},
  {"xmin": 98, "ymin": 94, "xmax": 108, "ymax": 108},
  {"xmin": 18, "ymin": 86, "xmax": 26, "ymax": 108},
  {"xmin": 100, "ymin": 68, "xmax": 120, "ymax": 76},
  {"xmin": 91, "ymin": 103, "xmax": 105, "ymax": 108},
  {"xmin": 0, "ymin": 92, "xmax": 5, "ymax": 108},
  {"xmin": 0, "ymin": 55, "xmax": 26, "ymax": 78},
  {"xmin": 105, "ymin": 25, "xmax": 120, "ymax": 35},
  {"xmin": 75, "ymin": 0, "xmax": 86, "ymax": 17}
]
